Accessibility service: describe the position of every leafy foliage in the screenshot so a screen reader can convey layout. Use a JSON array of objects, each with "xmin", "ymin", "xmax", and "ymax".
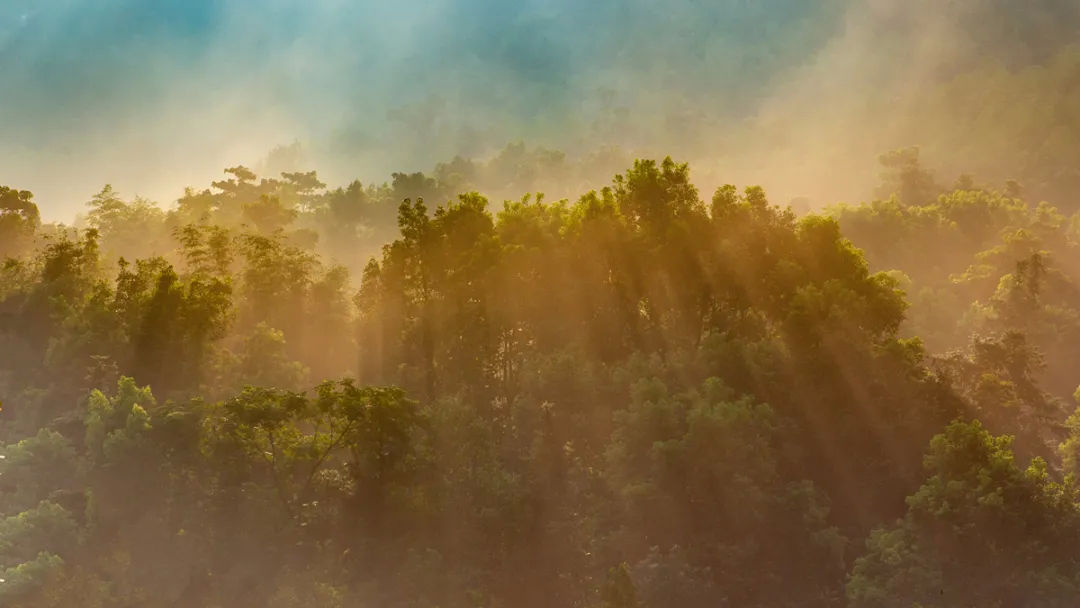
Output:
[{"xmin": 1, "ymin": 153, "xmax": 1079, "ymax": 606}]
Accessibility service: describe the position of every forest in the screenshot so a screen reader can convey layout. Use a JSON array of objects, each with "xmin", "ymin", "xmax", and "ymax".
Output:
[
  {"xmin": 4, "ymin": 145, "xmax": 1080, "ymax": 607},
  {"xmin": 5, "ymin": 1, "xmax": 1080, "ymax": 606}
]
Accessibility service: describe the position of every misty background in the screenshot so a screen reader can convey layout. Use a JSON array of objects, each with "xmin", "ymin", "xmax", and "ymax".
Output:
[{"xmin": 1, "ymin": 0, "xmax": 1079, "ymax": 220}]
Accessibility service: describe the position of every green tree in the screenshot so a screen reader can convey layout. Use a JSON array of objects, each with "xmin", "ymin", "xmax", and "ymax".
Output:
[
  {"xmin": 848, "ymin": 420, "xmax": 1080, "ymax": 607},
  {"xmin": 0, "ymin": 186, "xmax": 40, "ymax": 259}
]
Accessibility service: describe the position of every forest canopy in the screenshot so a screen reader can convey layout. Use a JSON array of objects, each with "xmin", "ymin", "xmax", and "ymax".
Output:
[
  {"xmin": 4, "ymin": 1, "xmax": 1080, "ymax": 605},
  {"xmin": 3, "ymin": 147, "xmax": 1080, "ymax": 607}
]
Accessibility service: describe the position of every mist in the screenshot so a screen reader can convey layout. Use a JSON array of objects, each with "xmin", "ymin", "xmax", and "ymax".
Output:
[
  {"xmin": 4, "ymin": 2, "xmax": 1080, "ymax": 607},
  {"xmin": 10, "ymin": 0, "xmax": 1076, "ymax": 218}
]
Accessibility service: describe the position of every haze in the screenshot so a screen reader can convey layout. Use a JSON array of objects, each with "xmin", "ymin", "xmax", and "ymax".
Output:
[
  {"xmin": 4, "ymin": 2, "xmax": 1080, "ymax": 607},
  {"xmin": 5, "ymin": 0, "xmax": 1076, "ymax": 220}
]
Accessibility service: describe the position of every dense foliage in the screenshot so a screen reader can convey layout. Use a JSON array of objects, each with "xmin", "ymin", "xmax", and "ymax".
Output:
[{"xmin": 2, "ymin": 153, "xmax": 1080, "ymax": 606}]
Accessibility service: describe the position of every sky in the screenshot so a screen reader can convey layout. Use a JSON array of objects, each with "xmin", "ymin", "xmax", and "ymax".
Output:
[
  {"xmin": 1, "ymin": 0, "xmax": 1078, "ymax": 220},
  {"xmin": 0, "ymin": 0, "xmax": 855, "ymax": 218}
]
